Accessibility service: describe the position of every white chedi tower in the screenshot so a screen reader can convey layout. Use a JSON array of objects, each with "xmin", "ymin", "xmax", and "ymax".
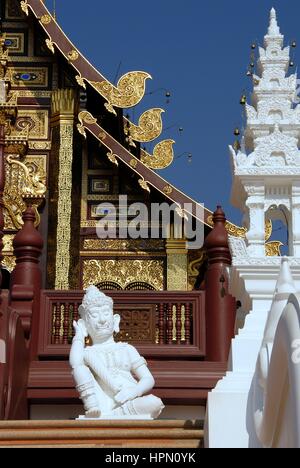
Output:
[
  {"xmin": 206, "ymin": 9, "xmax": 300, "ymax": 448},
  {"xmin": 230, "ymin": 7, "xmax": 300, "ymax": 257}
]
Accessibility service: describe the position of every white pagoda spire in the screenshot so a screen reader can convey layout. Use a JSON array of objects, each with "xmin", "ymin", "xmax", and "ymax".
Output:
[
  {"xmin": 230, "ymin": 8, "xmax": 300, "ymax": 257},
  {"xmin": 268, "ymin": 7, "xmax": 281, "ymax": 36}
]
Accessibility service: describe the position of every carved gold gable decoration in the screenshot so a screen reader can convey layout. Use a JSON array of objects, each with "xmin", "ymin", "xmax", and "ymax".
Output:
[
  {"xmin": 124, "ymin": 108, "xmax": 164, "ymax": 146},
  {"xmin": 140, "ymin": 140, "xmax": 175, "ymax": 170},
  {"xmin": 89, "ymin": 71, "xmax": 152, "ymax": 116}
]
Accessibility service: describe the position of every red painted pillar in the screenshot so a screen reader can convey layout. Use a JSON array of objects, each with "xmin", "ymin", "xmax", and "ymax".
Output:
[
  {"xmin": 10, "ymin": 201, "xmax": 43, "ymax": 344},
  {"xmin": 204, "ymin": 206, "xmax": 236, "ymax": 362}
]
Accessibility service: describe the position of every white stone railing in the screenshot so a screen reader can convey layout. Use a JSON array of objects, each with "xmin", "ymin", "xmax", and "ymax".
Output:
[{"xmin": 253, "ymin": 293, "xmax": 300, "ymax": 448}]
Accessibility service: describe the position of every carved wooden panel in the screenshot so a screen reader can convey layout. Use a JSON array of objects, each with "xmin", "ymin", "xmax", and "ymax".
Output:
[{"xmin": 115, "ymin": 305, "xmax": 156, "ymax": 343}]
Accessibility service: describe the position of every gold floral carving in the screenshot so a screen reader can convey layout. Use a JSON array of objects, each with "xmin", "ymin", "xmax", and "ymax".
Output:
[
  {"xmin": 51, "ymin": 90, "xmax": 75, "ymax": 290},
  {"xmin": 265, "ymin": 219, "xmax": 283, "ymax": 256},
  {"xmin": 83, "ymin": 239, "xmax": 165, "ymax": 251},
  {"xmin": 82, "ymin": 259, "xmax": 164, "ymax": 290},
  {"xmin": 2, "ymin": 256, "xmax": 16, "ymax": 273},
  {"xmin": 140, "ymin": 139, "xmax": 175, "ymax": 170},
  {"xmin": 3, "ymin": 235, "xmax": 14, "ymax": 253},
  {"xmin": 163, "ymin": 185, "xmax": 173, "ymax": 195},
  {"xmin": 4, "ymin": 155, "xmax": 46, "ymax": 229},
  {"xmin": 167, "ymin": 253, "xmax": 188, "ymax": 291},
  {"xmin": 265, "ymin": 242, "xmax": 283, "ymax": 257},
  {"xmin": 40, "ymin": 14, "xmax": 52, "ymax": 25},
  {"xmin": 10, "ymin": 110, "xmax": 49, "ymax": 140},
  {"xmin": 129, "ymin": 158, "xmax": 138, "ymax": 168},
  {"xmin": 28, "ymin": 141, "xmax": 51, "ymax": 150},
  {"xmin": 67, "ymin": 50, "xmax": 79, "ymax": 62},
  {"xmin": 90, "ymin": 71, "xmax": 152, "ymax": 115},
  {"xmin": 124, "ymin": 108, "xmax": 164, "ymax": 146}
]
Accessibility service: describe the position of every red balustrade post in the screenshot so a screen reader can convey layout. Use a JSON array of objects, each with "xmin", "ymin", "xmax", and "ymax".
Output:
[
  {"xmin": 204, "ymin": 206, "xmax": 236, "ymax": 362},
  {"xmin": 10, "ymin": 200, "xmax": 43, "ymax": 352}
]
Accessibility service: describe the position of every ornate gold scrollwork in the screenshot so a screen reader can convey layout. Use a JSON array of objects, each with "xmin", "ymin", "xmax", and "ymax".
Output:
[
  {"xmin": 140, "ymin": 139, "xmax": 175, "ymax": 170},
  {"xmin": 4, "ymin": 155, "xmax": 46, "ymax": 229},
  {"xmin": 45, "ymin": 38, "xmax": 55, "ymax": 54},
  {"xmin": 138, "ymin": 178, "xmax": 151, "ymax": 193},
  {"xmin": 20, "ymin": 1, "xmax": 29, "ymax": 15},
  {"xmin": 265, "ymin": 219, "xmax": 283, "ymax": 256},
  {"xmin": 75, "ymin": 74, "xmax": 86, "ymax": 89},
  {"xmin": 207, "ymin": 214, "xmax": 248, "ymax": 238},
  {"xmin": 124, "ymin": 108, "xmax": 164, "ymax": 147},
  {"xmin": 106, "ymin": 151, "xmax": 119, "ymax": 166},
  {"xmin": 82, "ymin": 259, "xmax": 164, "ymax": 290},
  {"xmin": 90, "ymin": 71, "xmax": 152, "ymax": 116},
  {"xmin": 77, "ymin": 111, "xmax": 97, "ymax": 138}
]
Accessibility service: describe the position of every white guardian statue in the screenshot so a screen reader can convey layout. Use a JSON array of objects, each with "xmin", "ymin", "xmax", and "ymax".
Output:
[{"xmin": 69, "ymin": 286, "xmax": 164, "ymax": 419}]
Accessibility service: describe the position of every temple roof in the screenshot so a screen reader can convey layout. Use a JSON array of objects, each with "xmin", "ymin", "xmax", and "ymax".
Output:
[{"xmin": 18, "ymin": 0, "xmax": 244, "ymax": 237}]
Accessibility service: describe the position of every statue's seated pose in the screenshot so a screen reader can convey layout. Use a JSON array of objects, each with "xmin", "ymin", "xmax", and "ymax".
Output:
[{"xmin": 70, "ymin": 286, "xmax": 164, "ymax": 419}]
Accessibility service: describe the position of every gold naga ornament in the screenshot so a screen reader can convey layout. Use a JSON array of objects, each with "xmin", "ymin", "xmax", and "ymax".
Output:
[
  {"xmin": 4, "ymin": 155, "xmax": 46, "ymax": 229},
  {"xmin": 124, "ymin": 108, "xmax": 164, "ymax": 147}
]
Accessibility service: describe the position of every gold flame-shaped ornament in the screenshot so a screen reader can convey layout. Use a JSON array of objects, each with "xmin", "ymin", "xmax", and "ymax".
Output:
[
  {"xmin": 140, "ymin": 140, "xmax": 175, "ymax": 170},
  {"xmin": 125, "ymin": 108, "xmax": 164, "ymax": 147},
  {"xmin": 90, "ymin": 71, "xmax": 152, "ymax": 116}
]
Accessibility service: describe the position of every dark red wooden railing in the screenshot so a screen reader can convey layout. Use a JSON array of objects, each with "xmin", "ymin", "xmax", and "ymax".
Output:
[{"xmin": 37, "ymin": 290, "xmax": 206, "ymax": 359}]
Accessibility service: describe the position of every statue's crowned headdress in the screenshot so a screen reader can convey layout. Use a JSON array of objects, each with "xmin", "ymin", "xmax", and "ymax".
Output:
[{"xmin": 79, "ymin": 286, "xmax": 113, "ymax": 318}]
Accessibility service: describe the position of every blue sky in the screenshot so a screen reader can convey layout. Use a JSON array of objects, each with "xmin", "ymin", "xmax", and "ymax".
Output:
[{"xmin": 45, "ymin": 0, "xmax": 300, "ymax": 225}]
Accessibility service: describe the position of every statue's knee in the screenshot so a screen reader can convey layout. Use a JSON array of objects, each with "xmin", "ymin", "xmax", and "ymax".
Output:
[{"xmin": 144, "ymin": 395, "xmax": 164, "ymax": 418}]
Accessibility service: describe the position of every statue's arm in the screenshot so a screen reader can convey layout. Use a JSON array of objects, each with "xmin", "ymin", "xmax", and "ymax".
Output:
[{"xmin": 69, "ymin": 320, "xmax": 86, "ymax": 370}]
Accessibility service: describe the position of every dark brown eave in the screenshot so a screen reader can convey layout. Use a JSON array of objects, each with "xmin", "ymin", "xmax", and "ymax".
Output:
[
  {"xmin": 80, "ymin": 115, "xmax": 212, "ymax": 225},
  {"xmin": 20, "ymin": 0, "xmax": 244, "ymax": 233},
  {"xmin": 20, "ymin": 0, "xmax": 107, "ymax": 83}
]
